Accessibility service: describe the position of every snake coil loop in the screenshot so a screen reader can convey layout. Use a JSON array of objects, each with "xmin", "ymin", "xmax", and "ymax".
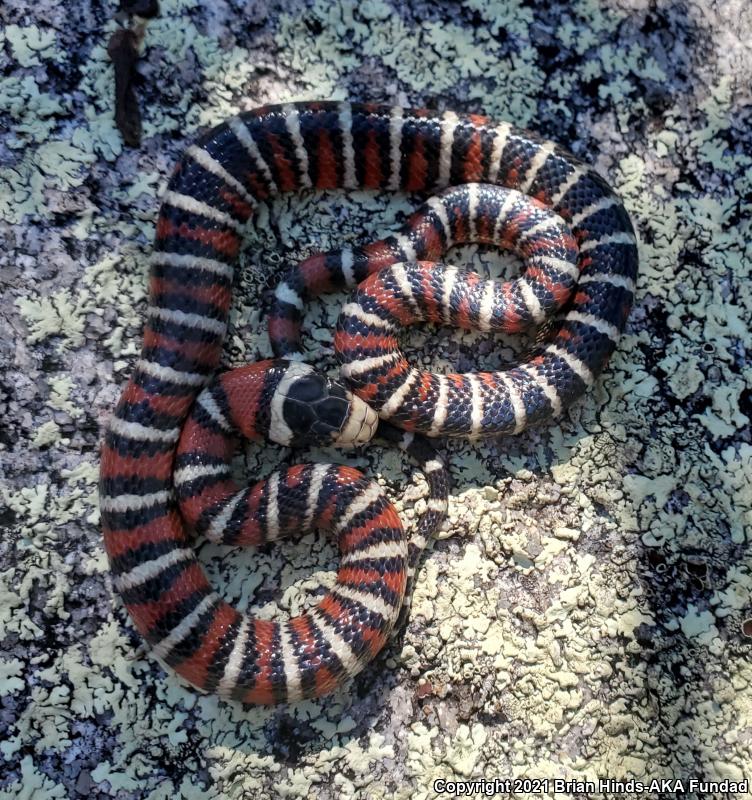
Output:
[{"xmin": 101, "ymin": 102, "xmax": 637, "ymax": 704}]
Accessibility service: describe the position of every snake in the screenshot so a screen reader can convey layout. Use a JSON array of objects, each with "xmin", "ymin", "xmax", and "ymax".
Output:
[{"xmin": 100, "ymin": 101, "xmax": 638, "ymax": 704}]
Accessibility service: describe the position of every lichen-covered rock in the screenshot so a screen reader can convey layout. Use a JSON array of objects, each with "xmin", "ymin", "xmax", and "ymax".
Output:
[{"xmin": 1, "ymin": 0, "xmax": 751, "ymax": 797}]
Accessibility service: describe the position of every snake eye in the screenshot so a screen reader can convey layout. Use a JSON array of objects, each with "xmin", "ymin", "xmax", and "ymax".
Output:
[
  {"xmin": 326, "ymin": 381, "xmax": 349, "ymax": 401},
  {"xmin": 311, "ymin": 394, "xmax": 351, "ymax": 430}
]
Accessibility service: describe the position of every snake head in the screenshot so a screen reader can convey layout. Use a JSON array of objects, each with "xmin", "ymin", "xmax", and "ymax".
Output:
[{"xmin": 270, "ymin": 362, "xmax": 378, "ymax": 447}]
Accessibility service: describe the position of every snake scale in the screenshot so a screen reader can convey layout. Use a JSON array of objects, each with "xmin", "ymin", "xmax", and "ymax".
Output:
[{"xmin": 100, "ymin": 101, "xmax": 638, "ymax": 704}]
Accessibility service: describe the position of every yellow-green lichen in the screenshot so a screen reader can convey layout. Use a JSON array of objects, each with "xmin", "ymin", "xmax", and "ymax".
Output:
[{"xmin": 2, "ymin": 0, "xmax": 752, "ymax": 796}]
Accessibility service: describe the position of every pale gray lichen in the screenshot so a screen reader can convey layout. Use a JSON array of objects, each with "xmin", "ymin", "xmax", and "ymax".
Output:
[{"xmin": 1, "ymin": 0, "xmax": 751, "ymax": 797}]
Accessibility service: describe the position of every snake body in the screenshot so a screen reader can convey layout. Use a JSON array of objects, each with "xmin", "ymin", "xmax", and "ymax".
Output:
[{"xmin": 100, "ymin": 102, "xmax": 638, "ymax": 703}]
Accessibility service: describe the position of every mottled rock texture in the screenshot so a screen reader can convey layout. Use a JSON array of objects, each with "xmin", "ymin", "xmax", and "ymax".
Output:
[{"xmin": 1, "ymin": 1, "xmax": 750, "ymax": 798}]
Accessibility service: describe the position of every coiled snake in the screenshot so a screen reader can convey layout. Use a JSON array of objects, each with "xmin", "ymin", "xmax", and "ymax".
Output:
[{"xmin": 100, "ymin": 102, "xmax": 638, "ymax": 703}]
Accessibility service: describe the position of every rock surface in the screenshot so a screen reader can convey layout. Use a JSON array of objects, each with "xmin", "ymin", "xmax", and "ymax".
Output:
[{"xmin": 1, "ymin": 1, "xmax": 751, "ymax": 797}]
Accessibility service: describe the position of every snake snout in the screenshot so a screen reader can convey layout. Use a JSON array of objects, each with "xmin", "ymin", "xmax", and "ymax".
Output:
[{"xmin": 331, "ymin": 388, "xmax": 379, "ymax": 447}]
